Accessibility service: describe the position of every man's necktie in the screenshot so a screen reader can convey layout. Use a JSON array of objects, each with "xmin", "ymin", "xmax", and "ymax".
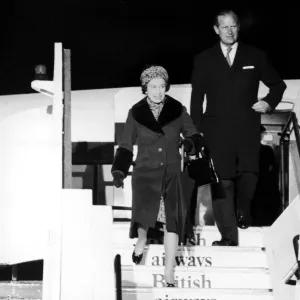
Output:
[{"xmin": 226, "ymin": 47, "xmax": 232, "ymax": 66}]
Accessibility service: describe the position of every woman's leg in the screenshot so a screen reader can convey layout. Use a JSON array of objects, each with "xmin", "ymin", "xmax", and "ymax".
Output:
[
  {"xmin": 134, "ymin": 225, "xmax": 148, "ymax": 255},
  {"xmin": 163, "ymin": 226, "xmax": 178, "ymax": 285}
]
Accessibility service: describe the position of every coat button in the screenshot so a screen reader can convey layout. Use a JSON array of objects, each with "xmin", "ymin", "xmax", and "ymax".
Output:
[
  {"xmin": 158, "ymin": 148, "xmax": 163, "ymax": 152},
  {"xmin": 157, "ymin": 133, "xmax": 163, "ymax": 138},
  {"xmin": 160, "ymin": 162, "xmax": 164, "ymax": 166}
]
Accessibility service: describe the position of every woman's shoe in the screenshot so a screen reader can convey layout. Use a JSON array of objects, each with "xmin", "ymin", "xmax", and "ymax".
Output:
[
  {"xmin": 166, "ymin": 282, "xmax": 175, "ymax": 287},
  {"xmin": 132, "ymin": 251, "xmax": 143, "ymax": 264},
  {"xmin": 132, "ymin": 236, "xmax": 147, "ymax": 264},
  {"xmin": 164, "ymin": 267, "xmax": 175, "ymax": 286}
]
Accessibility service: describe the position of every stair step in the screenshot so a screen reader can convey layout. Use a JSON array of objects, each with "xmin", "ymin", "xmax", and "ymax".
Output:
[
  {"xmin": 112, "ymin": 223, "xmax": 268, "ymax": 247},
  {"xmin": 122, "ymin": 287, "xmax": 274, "ymax": 300},
  {"xmin": 114, "ymin": 245, "xmax": 268, "ymax": 268},
  {"xmin": 0, "ymin": 281, "xmax": 42, "ymax": 299},
  {"xmin": 121, "ymin": 265, "xmax": 271, "ymax": 289},
  {"xmin": 0, "ymin": 282, "xmax": 274, "ymax": 300}
]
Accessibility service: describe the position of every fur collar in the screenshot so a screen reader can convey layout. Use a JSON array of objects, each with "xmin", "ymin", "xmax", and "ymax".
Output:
[{"xmin": 131, "ymin": 95, "xmax": 183, "ymax": 134}]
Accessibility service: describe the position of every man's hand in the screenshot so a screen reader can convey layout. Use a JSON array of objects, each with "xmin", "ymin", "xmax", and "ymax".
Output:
[{"xmin": 252, "ymin": 100, "xmax": 271, "ymax": 113}]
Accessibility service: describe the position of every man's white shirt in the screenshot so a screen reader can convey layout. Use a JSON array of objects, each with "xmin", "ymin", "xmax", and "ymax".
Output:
[{"xmin": 220, "ymin": 42, "xmax": 238, "ymax": 65}]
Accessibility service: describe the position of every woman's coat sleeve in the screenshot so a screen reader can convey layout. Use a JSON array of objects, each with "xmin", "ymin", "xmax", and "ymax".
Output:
[
  {"xmin": 181, "ymin": 106, "xmax": 203, "ymax": 155},
  {"xmin": 111, "ymin": 109, "xmax": 137, "ymax": 177}
]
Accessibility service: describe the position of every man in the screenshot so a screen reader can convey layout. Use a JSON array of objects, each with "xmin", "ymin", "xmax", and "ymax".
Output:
[{"xmin": 190, "ymin": 9, "xmax": 286, "ymax": 246}]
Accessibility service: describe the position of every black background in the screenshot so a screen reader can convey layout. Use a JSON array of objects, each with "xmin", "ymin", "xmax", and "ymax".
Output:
[{"xmin": 0, "ymin": 1, "xmax": 299, "ymax": 95}]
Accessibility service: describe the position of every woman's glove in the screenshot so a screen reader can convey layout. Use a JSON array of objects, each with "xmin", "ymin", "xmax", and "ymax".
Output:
[
  {"xmin": 112, "ymin": 171, "xmax": 124, "ymax": 188},
  {"xmin": 180, "ymin": 138, "xmax": 194, "ymax": 153}
]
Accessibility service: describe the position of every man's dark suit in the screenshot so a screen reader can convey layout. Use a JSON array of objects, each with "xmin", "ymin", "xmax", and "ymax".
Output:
[{"xmin": 190, "ymin": 42, "xmax": 286, "ymax": 242}]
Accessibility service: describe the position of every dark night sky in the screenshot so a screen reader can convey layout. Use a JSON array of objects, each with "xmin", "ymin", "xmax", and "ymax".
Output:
[{"xmin": 0, "ymin": 1, "xmax": 299, "ymax": 95}]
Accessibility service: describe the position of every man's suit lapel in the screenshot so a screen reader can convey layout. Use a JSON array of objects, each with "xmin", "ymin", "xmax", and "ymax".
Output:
[
  {"xmin": 231, "ymin": 43, "xmax": 246, "ymax": 70},
  {"xmin": 212, "ymin": 43, "xmax": 231, "ymax": 69}
]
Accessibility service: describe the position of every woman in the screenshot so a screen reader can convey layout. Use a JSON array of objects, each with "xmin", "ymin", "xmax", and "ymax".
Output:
[{"xmin": 111, "ymin": 65, "xmax": 202, "ymax": 286}]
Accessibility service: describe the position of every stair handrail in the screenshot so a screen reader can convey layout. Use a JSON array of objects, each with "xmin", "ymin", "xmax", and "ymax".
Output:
[
  {"xmin": 280, "ymin": 112, "xmax": 300, "ymax": 158},
  {"xmin": 278, "ymin": 111, "xmax": 300, "ymax": 210},
  {"xmin": 280, "ymin": 111, "xmax": 300, "ymax": 288}
]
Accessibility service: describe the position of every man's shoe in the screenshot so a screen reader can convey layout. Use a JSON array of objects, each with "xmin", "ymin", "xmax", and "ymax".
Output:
[
  {"xmin": 237, "ymin": 211, "xmax": 251, "ymax": 229},
  {"xmin": 212, "ymin": 238, "xmax": 238, "ymax": 246}
]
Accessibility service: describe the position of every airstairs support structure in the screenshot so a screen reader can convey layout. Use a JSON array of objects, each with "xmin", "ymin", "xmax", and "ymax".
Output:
[
  {"xmin": 33, "ymin": 43, "xmax": 115, "ymax": 300},
  {"xmin": 0, "ymin": 43, "xmax": 115, "ymax": 300}
]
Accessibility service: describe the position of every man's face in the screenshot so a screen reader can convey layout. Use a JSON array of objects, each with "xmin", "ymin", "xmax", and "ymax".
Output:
[{"xmin": 214, "ymin": 14, "xmax": 239, "ymax": 46}]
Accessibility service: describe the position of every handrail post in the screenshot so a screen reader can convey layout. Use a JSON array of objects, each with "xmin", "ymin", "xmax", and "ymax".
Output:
[
  {"xmin": 279, "ymin": 113, "xmax": 292, "ymax": 211},
  {"xmin": 291, "ymin": 112, "xmax": 300, "ymax": 158}
]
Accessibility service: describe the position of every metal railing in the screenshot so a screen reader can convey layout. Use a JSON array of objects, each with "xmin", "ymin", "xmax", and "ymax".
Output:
[
  {"xmin": 264, "ymin": 109, "xmax": 300, "ymax": 300},
  {"xmin": 279, "ymin": 112, "xmax": 300, "ymax": 210}
]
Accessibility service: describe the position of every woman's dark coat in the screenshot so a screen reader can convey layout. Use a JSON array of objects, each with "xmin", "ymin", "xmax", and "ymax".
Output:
[
  {"xmin": 112, "ymin": 95, "xmax": 201, "ymax": 242},
  {"xmin": 190, "ymin": 42, "xmax": 286, "ymax": 178}
]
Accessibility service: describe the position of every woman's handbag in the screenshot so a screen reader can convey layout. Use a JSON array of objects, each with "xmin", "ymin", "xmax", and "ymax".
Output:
[{"xmin": 181, "ymin": 144, "xmax": 220, "ymax": 187}]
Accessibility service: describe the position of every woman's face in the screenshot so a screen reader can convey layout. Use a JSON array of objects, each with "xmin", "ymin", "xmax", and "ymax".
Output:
[{"xmin": 146, "ymin": 77, "xmax": 166, "ymax": 103}]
